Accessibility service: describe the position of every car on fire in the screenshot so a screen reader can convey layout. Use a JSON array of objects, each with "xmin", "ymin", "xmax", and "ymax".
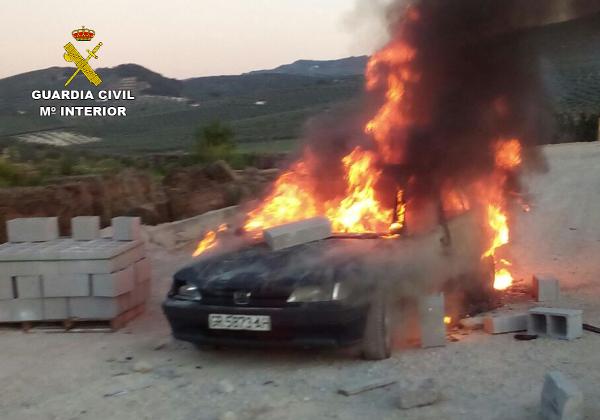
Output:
[{"xmin": 162, "ymin": 208, "xmax": 496, "ymax": 360}]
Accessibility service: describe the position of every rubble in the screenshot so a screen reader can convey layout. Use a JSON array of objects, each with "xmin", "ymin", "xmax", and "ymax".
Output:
[
  {"xmin": 541, "ymin": 371, "xmax": 583, "ymax": 420},
  {"xmin": 528, "ymin": 308, "xmax": 583, "ymax": 340},
  {"xmin": 263, "ymin": 217, "xmax": 332, "ymax": 251},
  {"xmin": 397, "ymin": 378, "xmax": 440, "ymax": 409},
  {"xmin": 532, "ymin": 274, "xmax": 560, "ymax": 302}
]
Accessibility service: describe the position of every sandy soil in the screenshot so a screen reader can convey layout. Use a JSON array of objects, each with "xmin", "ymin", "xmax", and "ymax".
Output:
[{"xmin": 1, "ymin": 143, "xmax": 599, "ymax": 420}]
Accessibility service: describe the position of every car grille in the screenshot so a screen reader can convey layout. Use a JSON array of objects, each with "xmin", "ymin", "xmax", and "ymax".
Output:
[{"xmin": 201, "ymin": 289, "xmax": 290, "ymax": 307}]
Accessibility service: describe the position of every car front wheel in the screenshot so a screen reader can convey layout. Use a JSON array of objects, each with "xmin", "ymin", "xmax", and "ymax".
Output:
[{"xmin": 361, "ymin": 288, "xmax": 392, "ymax": 360}]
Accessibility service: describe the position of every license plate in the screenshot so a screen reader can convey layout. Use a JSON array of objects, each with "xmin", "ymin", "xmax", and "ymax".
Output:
[{"xmin": 208, "ymin": 314, "xmax": 271, "ymax": 331}]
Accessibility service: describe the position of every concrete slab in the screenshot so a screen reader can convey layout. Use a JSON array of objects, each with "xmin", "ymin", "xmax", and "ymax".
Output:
[
  {"xmin": 541, "ymin": 371, "xmax": 583, "ymax": 420},
  {"xmin": 112, "ymin": 217, "xmax": 142, "ymax": 241},
  {"xmin": 7, "ymin": 218, "xmax": 59, "ymax": 243},
  {"xmin": 418, "ymin": 293, "xmax": 446, "ymax": 348},
  {"xmin": 484, "ymin": 313, "xmax": 528, "ymax": 334},
  {"xmin": 529, "ymin": 307, "xmax": 583, "ymax": 340},
  {"xmin": 71, "ymin": 216, "xmax": 100, "ymax": 241},
  {"xmin": 533, "ymin": 274, "xmax": 560, "ymax": 302},
  {"xmin": 263, "ymin": 217, "xmax": 332, "ymax": 251}
]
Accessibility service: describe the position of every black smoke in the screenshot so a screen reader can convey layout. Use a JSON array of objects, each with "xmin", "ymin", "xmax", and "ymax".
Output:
[{"xmin": 298, "ymin": 1, "xmax": 599, "ymax": 209}]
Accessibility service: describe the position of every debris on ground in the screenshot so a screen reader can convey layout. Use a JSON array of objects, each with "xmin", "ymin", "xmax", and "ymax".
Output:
[
  {"xmin": 514, "ymin": 334, "xmax": 538, "ymax": 341},
  {"xmin": 132, "ymin": 361, "xmax": 153, "ymax": 373},
  {"xmin": 338, "ymin": 378, "xmax": 397, "ymax": 396},
  {"xmin": 583, "ymin": 323, "xmax": 600, "ymax": 334},
  {"xmin": 397, "ymin": 378, "xmax": 440, "ymax": 410}
]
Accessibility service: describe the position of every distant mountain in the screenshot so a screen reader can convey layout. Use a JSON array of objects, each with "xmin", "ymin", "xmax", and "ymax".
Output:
[{"xmin": 248, "ymin": 56, "xmax": 369, "ymax": 78}]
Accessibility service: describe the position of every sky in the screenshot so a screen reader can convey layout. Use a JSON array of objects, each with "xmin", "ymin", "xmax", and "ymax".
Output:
[{"xmin": 0, "ymin": 0, "xmax": 389, "ymax": 80}]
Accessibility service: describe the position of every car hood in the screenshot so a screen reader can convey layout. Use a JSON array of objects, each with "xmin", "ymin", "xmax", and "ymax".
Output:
[{"xmin": 174, "ymin": 237, "xmax": 384, "ymax": 295}]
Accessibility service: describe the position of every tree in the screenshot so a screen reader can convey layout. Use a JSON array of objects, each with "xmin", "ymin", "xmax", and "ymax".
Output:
[{"xmin": 194, "ymin": 121, "xmax": 235, "ymax": 163}]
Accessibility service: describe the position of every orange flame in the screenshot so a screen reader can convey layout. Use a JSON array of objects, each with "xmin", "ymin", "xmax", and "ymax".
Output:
[
  {"xmin": 244, "ymin": 161, "xmax": 318, "ymax": 236},
  {"xmin": 326, "ymin": 147, "xmax": 394, "ymax": 233},
  {"xmin": 192, "ymin": 224, "xmax": 228, "ymax": 257},
  {"xmin": 483, "ymin": 138, "xmax": 523, "ymax": 290}
]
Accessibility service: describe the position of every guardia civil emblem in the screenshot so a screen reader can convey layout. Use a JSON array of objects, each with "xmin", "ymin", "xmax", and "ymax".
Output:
[{"xmin": 63, "ymin": 26, "xmax": 103, "ymax": 87}]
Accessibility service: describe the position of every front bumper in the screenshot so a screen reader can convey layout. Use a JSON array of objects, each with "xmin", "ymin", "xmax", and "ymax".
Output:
[{"xmin": 162, "ymin": 298, "xmax": 368, "ymax": 348}]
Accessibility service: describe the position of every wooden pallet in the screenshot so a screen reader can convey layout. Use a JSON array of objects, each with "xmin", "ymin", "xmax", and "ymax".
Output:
[{"xmin": 0, "ymin": 304, "xmax": 146, "ymax": 333}]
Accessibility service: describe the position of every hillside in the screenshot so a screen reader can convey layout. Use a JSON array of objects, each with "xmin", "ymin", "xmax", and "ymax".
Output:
[
  {"xmin": 0, "ymin": 12, "xmax": 599, "ymax": 155},
  {"xmin": 247, "ymin": 56, "xmax": 368, "ymax": 77}
]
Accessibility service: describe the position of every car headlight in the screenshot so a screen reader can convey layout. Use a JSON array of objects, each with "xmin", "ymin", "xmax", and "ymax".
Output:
[
  {"xmin": 176, "ymin": 284, "xmax": 202, "ymax": 301},
  {"xmin": 287, "ymin": 282, "xmax": 350, "ymax": 303}
]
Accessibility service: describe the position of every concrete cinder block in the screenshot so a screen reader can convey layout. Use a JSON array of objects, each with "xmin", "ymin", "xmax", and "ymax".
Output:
[
  {"xmin": 0, "ymin": 275, "xmax": 14, "ymax": 300},
  {"xmin": 16, "ymin": 275, "xmax": 42, "ymax": 298},
  {"xmin": 43, "ymin": 274, "xmax": 90, "ymax": 298},
  {"xmin": 68, "ymin": 294, "xmax": 131, "ymax": 320},
  {"xmin": 528, "ymin": 308, "xmax": 583, "ymax": 340},
  {"xmin": 541, "ymin": 371, "xmax": 583, "ymax": 420},
  {"xmin": 71, "ymin": 216, "xmax": 100, "ymax": 241},
  {"xmin": 43, "ymin": 298, "xmax": 69, "ymax": 320},
  {"xmin": 0, "ymin": 299, "xmax": 44, "ymax": 322},
  {"xmin": 533, "ymin": 274, "xmax": 560, "ymax": 302},
  {"xmin": 484, "ymin": 313, "xmax": 528, "ymax": 334},
  {"xmin": 7, "ymin": 218, "xmax": 59, "ymax": 243},
  {"xmin": 92, "ymin": 265, "xmax": 135, "ymax": 297},
  {"xmin": 418, "ymin": 294, "xmax": 446, "ymax": 348},
  {"xmin": 134, "ymin": 258, "xmax": 151, "ymax": 283},
  {"xmin": 112, "ymin": 217, "xmax": 142, "ymax": 241},
  {"xmin": 263, "ymin": 217, "xmax": 332, "ymax": 251}
]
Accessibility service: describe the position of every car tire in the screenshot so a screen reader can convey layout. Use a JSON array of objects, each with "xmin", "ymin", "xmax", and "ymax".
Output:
[{"xmin": 361, "ymin": 288, "xmax": 392, "ymax": 360}]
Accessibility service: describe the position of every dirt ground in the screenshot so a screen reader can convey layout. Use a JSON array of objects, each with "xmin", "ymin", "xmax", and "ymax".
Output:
[{"xmin": 1, "ymin": 143, "xmax": 599, "ymax": 420}]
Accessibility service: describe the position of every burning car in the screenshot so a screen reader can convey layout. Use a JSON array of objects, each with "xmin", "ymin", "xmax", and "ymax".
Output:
[
  {"xmin": 163, "ymin": 1, "xmax": 539, "ymax": 359},
  {"xmin": 162, "ymin": 207, "xmax": 496, "ymax": 360}
]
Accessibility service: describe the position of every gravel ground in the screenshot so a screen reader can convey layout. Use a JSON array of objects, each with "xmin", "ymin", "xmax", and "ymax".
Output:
[{"xmin": 1, "ymin": 143, "xmax": 599, "ymax": 420}]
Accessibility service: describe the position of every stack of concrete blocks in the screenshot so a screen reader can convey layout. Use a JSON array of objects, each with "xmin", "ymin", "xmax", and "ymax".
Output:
[
  {"xmin": 0, "ymin": 217, "xmax": 151, "ymax": 325},
  {"xmin": 528, "ymin": 308, "xmax": 583, "ymax": 340},
  {"xmin": 418, "ymin": 293, "xmax": 446, "ymax": 348}
]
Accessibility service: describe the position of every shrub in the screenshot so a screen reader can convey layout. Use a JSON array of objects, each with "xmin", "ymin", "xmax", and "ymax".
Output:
[{"xmin": 193, "ymin": 121, "xmax": 236, "ymax": 163}]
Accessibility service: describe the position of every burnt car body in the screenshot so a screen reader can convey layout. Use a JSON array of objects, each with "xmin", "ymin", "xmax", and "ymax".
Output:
[{"xmin": 162, "ymin": 211, "xmax": 495, "ymax": 359}]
